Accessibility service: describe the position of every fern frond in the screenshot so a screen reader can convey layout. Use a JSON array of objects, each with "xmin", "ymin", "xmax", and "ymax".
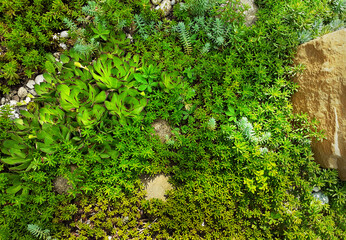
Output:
[
  {"xmin": 27, "ymin": 224, "xmax": 52, "ymax": 240},
  {"xmin": 237, "ymin": 117, "xmax": 257, "ymax": 143},
  {"xmin": 63, "ymin": 17, "xmax": 77, "ymax": 31},
  {"xmin": 177, "ymin": 22, "xmax": 192, "ymax": 54},
  {"xmin": 134, "ymin": 14, "xmax": 149, "ymax": 39},
  {"xmin": 213, "ymin": 18, "xmax": 225, "ymax": 37},
  {"xmin": 200, "ymin": 42, "xmax": 210, "ymax": 55},
  {"xmin": 73, "ymin": 39, "xmax": 98, "ymax": 56},
  {"xmin": 82, "ymin": 1, "xmax": 98, "ymax": 16},
  {"xmin": 215, "ymin": 36, "xmax": 225, "ymax": 46},
  {"xmin": 207, "ymin": 117, "xmax": 216, "ymax": 130}
]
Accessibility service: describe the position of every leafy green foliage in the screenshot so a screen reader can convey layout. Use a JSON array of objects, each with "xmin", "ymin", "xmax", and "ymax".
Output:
[
  {"xmin": 1, "ymin": 0, "xmax": 345, "ymax": 239},
  {"xmin": 27, "ymin": 224, "xmax": 54, "ymax": 240},
  {"xmin": 177, "ymin": 22, "xmax": 192, "ymax": 54},
  {"xmin": 0, "ymin": 0, "xmax": 85, "ymax": 94}
]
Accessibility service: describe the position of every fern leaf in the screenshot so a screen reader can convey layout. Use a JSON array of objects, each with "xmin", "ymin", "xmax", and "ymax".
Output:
[
  {"xmin": 27, "ymin": 224, "xmax": 52, "ymax": 240},
  {"xmin": 200, "ymin": 42, "xmax": 210, "ymax": 55},
  {"xmin": 177, "ymin": 22, "xmax": 192, "ymax": 54}
]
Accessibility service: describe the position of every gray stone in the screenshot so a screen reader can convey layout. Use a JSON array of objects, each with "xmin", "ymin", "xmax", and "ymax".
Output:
[
  {"xmin": 12, "ymin": 95, "xmax": 20, "ymax": 102},
  {"xmin": 312, "ymin": 191, "xmax": 329, "ymax": 205},
  {"xmin": 141, "ymin": 174, "xmax": 173, "ymax": 201},
  {"xmin": 53, "ymin": 177, "xmax": 73, "ymax": 194},
  {"xmin": 18, "ymin": 106, "xmax": 27, "ymax": 111},
  {"xmin": 59, "ymin": 43, "xmax": 67, "ymax": 50},
  {"xmin": 151, "ymin": 119, "xmax": 173, "ymax": 143},
  {"xmin": 158, "ymin": 0, "xmax": 172, "ymax": 16},
  {"xmin": 9, "ymin": 113, "xmax": 20, "ymax": 120},
  {"xmin": 9, "ymin": 100, "xmax": 17, "ymax": 106},
  {"xmin": 25, "ymin": 97, "xmax": 31, "ymax": 103},
  {"xmin": 18, "ymin": 87, "xmax": 27, "ymax": 98},
  {"xmin": 0, "ymin": 98, "xmax": 5, "ymax": 105},
  {"xmin": 29, "ymin": 89, "xmax": 38, "ymax": 96},
  {"xmin": 220, "ymin": 0, "xmax": 258, "ymax": 26},
  {"xmin": 53, "ymin": 52, "xmax": 60, "ymax": 58},
  {"xmin": 59, "ymin": 30, "xmax": 69, "ymax": 38},
  {"xmin": 35, "ymin": 74, "xmax": 45, "ymax": 85},
  {"xmin": 240, "ymin": 0, "xmax": 258, "ymax": 26},
  {"xmin": 26, "ymin": 80, "xmax": 36, "ymax": 89}
]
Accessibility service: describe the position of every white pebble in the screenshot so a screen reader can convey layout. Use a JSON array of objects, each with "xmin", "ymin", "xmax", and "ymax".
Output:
[
  {"xmin": 26, "ymin": 80, "xmax": 36, "ymax": 89},
  {"xmin": 35, "ymin": 74, "xmax": 45, "ymax": 85},
  {"xmin": 25, "ymin": 97, "xmax": 31, "ymax": 103},
  {"xmin": 59, "ymin": 43, "xmax": 67, "ymax": 50},
  {"xmin": 9, "ymin": 100, "xmax": 17, "ymax": 106},
  {"xmin": 18, "ymin": 87, "xmax": 28, "ymax": 98},
  {"xmin": 60, "ymin": 30, "xmax": 69, "ymax": 38}
]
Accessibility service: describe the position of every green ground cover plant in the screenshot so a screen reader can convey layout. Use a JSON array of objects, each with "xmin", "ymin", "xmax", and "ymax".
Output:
[
  {"xmin": 0, "ymin": 0, "xmax": 345, "ymax": 239},
  {"xmin": 0, "ymin": 0, "xmax": 86, "ymax": 95}
]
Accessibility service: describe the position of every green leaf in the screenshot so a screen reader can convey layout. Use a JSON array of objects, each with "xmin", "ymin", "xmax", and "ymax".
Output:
[
  {"xmin": 138, "ymin": 85, "xmax": 147, "ymax": 91},
  {"xmin": 100, "ymin": 153, "xmax": 110, "ymax": 158},
  {"xmin": 57, "ymin": 84, "xmax": 71, "ymax": 96},
  {"xmin": 133, "ymin": 55, "xmax": 139, "ymax": 63},
  {"xmin": 134, "ymin": 73, "xmax": 146, "ymax": 83},
  {"xmin": 45, "ymin": 60, "xmax": 55, "ymax": 74},
  {"xmin": 43, "ymin": 73, "xmax": 54, "ymax": 83},
  {"xmin": 6, "ymin": 185, "xmax": 22, "ymax": 194},
  {"xmin": 1, "ymin": 156, "xmax": 30, "ymax": 165},
  {"xmin": 60, "ymin": 54, "xmax": 70, "ymax": 64},
  {"xmin": 95, "ymin": 91, "xmax": 107, "ymax": 103},
  {"xmin": 19, "ymin": 110, "xmax": 34, "ymax": 119}
]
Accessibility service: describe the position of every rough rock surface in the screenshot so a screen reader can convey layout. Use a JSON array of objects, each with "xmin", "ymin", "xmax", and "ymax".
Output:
[
  {"xmin": 292, "ymin": 29, "xmax": 346, "ymax": 180},
  {"xmin": 17, "ymin": 87, "xmax": 27, "ymax": 98},
  {"xmin": 141, "ymin": 174, "xmax": 173, "ymax": 201},
  {"xmin": 239, "ymin": 0, "xmax": 258, "ymax": 26},
  {"xmin": 158, "ymin": 0, "xmax": 172, "ymax": 16},
  {"xmin": 53, "ymin": 176, "xmax": 73, "ymax": 194},
  {"xmin": 35, "ymin": 74, "xmax": 45, "ymax": 85},
  {"xmin": 151, "ymin": 119, "xmax": 173, "ymax": 143}
]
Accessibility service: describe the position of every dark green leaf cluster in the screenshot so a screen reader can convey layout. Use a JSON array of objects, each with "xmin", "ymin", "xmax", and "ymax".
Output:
[
  {"xmin": 0, "ymin": 0, "xmax": 345, "ymax": 239},
  {"xmin": 0, "ymin": 0, "xmax": 85, "ymax": 94}
]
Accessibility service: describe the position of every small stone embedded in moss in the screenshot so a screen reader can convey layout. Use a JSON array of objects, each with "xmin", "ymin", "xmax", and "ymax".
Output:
[{"xmin": 53, "ymin": 176, "xmax": 73, "ymax": 194}]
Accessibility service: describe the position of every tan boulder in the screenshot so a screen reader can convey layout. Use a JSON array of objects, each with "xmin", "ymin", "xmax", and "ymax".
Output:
[
  {"xmin": 141, "ymin": 174, "xmax": 173, "ymax": 201},
  {"xmin": 292, "ymin": 29, "xmax": 346, "ymax": 180}
]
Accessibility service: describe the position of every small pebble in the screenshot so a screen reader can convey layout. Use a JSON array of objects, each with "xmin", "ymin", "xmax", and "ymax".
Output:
[
  {"xmin": 59, "ymin": 43, "xmax": 67, "ymax": 50},
  {"xmin": 18, "ymin": 87, "xmax": 28, "ymax": 98},
  {"xmin": 29, "ymin": 89, "xmax": 38, "ymax": 96},
  {"xmin": 26, "ymin": 80, "xmax": 36, "ymax": 89},
  {"xmin": 12, "ymin": 95, "xmax": 20, "ymax": 102},
  {"xmin": 60, "ymin": 30, "xmax": 69, "ymax": 38},
  {"xmin": 9, "ymin": 100, "xmax": 17, "ymax": 106},
  {"xmin": 25, "ymin": 97, "xmax": 31, "ymax": 103},
  {"xmin": 35, "ymin": 74, "xmax": 45, "ymax": 85}
]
